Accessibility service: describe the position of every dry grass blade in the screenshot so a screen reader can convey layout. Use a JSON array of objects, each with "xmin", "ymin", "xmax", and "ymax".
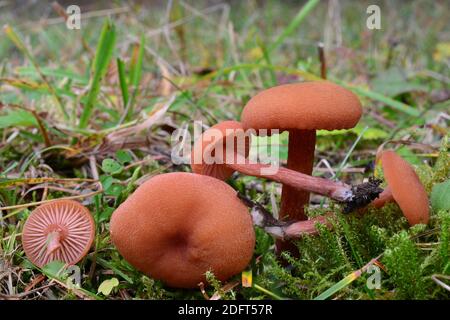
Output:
[
  {"xmin": 0, "ymin": 178, "xmax": 102, "ymax": 212},
  {"xmin": 432, "ymin": 274, "xmax": 450, "ymax": 292},
  {"xmin": 99, "ymin": 96, "xmax": 174, "ymax": 152}
]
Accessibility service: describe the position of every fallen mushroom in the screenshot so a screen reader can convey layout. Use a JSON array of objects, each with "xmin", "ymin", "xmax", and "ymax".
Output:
[
  {"xmin": 191, "ymin": 121, "xmax": 381, "ymax": 209},
  {"xmin": 241, "ymin": 81, "xmax": 362, "ymax": 253},
  {"xmin": 369, "ymin": 150, "xmax": 429, "ymax": 225},
  {"xmin": 237, "ymin": 193, "xmax": 335, "ymax": 240},
  {"xmin": 110, "ymin": 172, "xmax": 255, "ymax": 288},
  {"xmin": 241, "ymin": 81, "xmax": 363, "ymax": 222},
  {"xmin": 22, "ymin": 200, "xmax": 95, "ymax": 268}
]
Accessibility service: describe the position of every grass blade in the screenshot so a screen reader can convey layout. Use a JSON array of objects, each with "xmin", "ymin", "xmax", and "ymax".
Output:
[
  {"xmin": 3, "ymin": 25, "xmax": 69, "ymax": 120},
  {"xmin": 126, "ymin": 34, "xmax": 145, "ymax": 121},
  {"xmin": 334, "ymin": 79, "xmax": 421, "ymax": 117},
  {"xmin": 79, "ymin": 19, "xmax": 117, "ymax": 128},
  {"xmin": 314, "ymin": 256, "xmax": 381, "ymax": 300},
  {"xmin": 267, "ymin": 0, "xmax": 320, "ymax": 54},
  {"xmin": 117, "ymin": 58, "xmax": 129, "ymax": 109}
]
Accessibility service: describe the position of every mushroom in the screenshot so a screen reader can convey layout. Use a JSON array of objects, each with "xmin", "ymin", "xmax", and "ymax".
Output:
[
  {"xmin": 22, "ymin": 200, "xmax": 95, "ymax": 268},
  {"xmin": 370, "ymin": 150, "xmax": 429, "ymax": 225},
  {"xmin": 238, "ymin": 193, "xmax": 336, "ymax": 240},
  {"xmin": 110, "ymin": 172, "xmax": 255, "ymax": 288},
  {"xmin": 191, "ymin": 120, "xmax": 359, "ymax": 203},
  {"xmin": 241, "ymin": 81, "xmax": 363, "ymax": 223}
]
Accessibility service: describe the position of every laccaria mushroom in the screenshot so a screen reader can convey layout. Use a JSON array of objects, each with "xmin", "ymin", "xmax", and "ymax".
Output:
[
  {"xmin": 22, "ymin": 200, "xmax": 95, "ymax": 268},
  {"xmin": 241, "ymin": 81, "xmax": 363, "ymax": 223},
  {"xmin": 191, "ymin": 120, "xmax": 359, "ymax": 203},
  {"xmin": 370, "ymin": 150, "xmax": 429, "ymax": 225},
  {"xmin": 110, "ymin": 172, "xmax": 255, "ymax": 288}
]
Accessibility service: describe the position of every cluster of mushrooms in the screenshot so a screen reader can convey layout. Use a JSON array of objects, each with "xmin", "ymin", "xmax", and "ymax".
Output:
[{"xmin": 21, "ymin": 81, "xmax": 430, "ymax": 289}]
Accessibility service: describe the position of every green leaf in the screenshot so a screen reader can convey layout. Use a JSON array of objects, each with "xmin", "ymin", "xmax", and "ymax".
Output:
[
  {"xmin": 431, "ymin": 179, "xmax": 450, "ymax": 211},
  {"xmin": 101, "ymin": 159, "xmax": 123, "ymax": 175},
  {"xmin": 79, "ymin": 19, "xmax": 117, "ymax": 128},
  {"xmin": 100, "ymin": 175, "xmax": 115, "ymax": 192},
  {"xmin": 42, "ymin": 260, "xmax": 66, "ymax": 278},
  {"xmin": 0, "ymin": 109, "xmax": 38, "ymax": 129},
  {"xmin": 98, "ymin": 207, "xmax": 114, "ymax": 223},
  {"xmin": 116, "ymin": 150, "xmax": 132, "ymax": 165},
  {"xmin": 106, "ymin": 184, "xmax": 124, "ymax": 197},
  {"xmin": 97, "ymin": 278, "xmax": 119, "ymax": 296},
  {"xmin": 372, "ymin": 67, "xmax": 428, "ymax": 97}
]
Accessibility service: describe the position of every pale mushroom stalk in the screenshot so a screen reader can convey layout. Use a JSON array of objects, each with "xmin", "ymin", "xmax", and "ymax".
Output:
[
  {"xmin": 226, "ymin": 162, "xmax": 353, "ymax": 202},
  {"xmin": 193, "ymin": 121, "xmax": 382, "ymax": 213},
  {"xmin": 46, "ymin": 230, "xmax": 63, "ymax": 255},
  {"xmin": 238, "ymin": 193, "xmax": 335, "ymax": 240}
]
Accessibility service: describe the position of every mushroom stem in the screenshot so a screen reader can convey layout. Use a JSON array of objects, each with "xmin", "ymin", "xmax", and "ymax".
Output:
[
  {"xmin": 227, "ymin": 163, "xmax": 353, "ymax": 202},
  {"xmin": 238, "ymin": 193, "xmax": 334, "ymax": 240},
  {"xmin": 280, "ymin": 129, "xmax": 316, "ymax": 221},
  {"xmin": 371, "ymin": 186, "xmax": 394, "ymax": 208},
  {"xmin": 46, "ymin": 231, "xmax": 62, "ymax": 255}
]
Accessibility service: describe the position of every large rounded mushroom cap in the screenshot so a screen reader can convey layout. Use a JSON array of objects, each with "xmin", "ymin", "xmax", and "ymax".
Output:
[
  {"xmin": 191, "ymin": 121, "xmax": 250, "ymax": 180},
  {"xmin": 110, "ymin": 172, "xmax": 255, "ymax": 288},
  {"xmin": 22, "ymin": 200, "xmax": 95, "ymax": 267},
  {"xmin": 241, "ymin": 81, "xmax": 362, "ymax": 131},
  {"xmin": 381, "ymin": 150, "xmax": 429, "ymax": 225}
]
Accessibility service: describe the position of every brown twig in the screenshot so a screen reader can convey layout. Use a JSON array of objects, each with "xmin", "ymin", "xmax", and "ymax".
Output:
[{"xmin": 317, "ymin": 42, "xmax": 327, "ymax": 79}]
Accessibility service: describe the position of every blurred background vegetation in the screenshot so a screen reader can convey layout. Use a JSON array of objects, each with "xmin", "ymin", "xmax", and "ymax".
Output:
[{"xmin": 0, "ymin": 0, "xmax": 449, "ymax": 300}]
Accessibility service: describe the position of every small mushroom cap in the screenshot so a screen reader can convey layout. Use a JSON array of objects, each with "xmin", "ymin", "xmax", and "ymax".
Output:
[
  {"xmin": 241, "ymin": 81, "xmax": 362, "ymax": 132},
  {"xmin": 22, "ymin": 200, "xmax": 95, "ymax": 268},
  {"xmin": 381, "ymin": 150, "xmax": 429, "ymax": 225},
  {"xmin": 110, "ymin": 172, "xmax": 255, "ymax": 288},
  {"xmin": 191, "ymin": 121, "xmax": 250, "ymax": 180}
]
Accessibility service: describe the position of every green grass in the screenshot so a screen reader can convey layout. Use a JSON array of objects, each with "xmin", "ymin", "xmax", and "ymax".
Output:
[{"xmin": 0, "ymin": 0, "xmax": 449, "ymax": 300}]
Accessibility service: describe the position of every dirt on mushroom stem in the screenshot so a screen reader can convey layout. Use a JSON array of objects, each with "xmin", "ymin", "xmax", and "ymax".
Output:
[{"xmin": 343, "ymin": 177, "xmax": 384, "ymax": 213}]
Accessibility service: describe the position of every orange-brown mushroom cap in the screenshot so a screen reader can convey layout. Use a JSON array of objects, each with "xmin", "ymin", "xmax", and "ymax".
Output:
[
  {"xmin": 381, "ymin": 150, "xmax": 429, "ymax": 225},
  {"xmin": 191, "ymin": 121, "xmax": 250, "ymax": 180},
  {"xmin": 110, "ymin": 172, "xmax": 255, "ymax": 288},
  {"xmin": 241, "ymin": 81, "xmax": 362, "ymax": 131},
  {"xmin": 22, "ymin": 200, "xmax": 95, "ymax": 268}
]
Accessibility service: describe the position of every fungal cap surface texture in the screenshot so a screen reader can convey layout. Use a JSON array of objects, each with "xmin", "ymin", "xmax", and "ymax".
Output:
[
  {"xmin": 110, "ymin": 172, "xmax": 255, "ymax": 288},
  {"xmin": 241, "ymin": 81, "xmax": 362, "ymax": 132},
  {"xmin": 381, "ymin": 150, "xmax": 429, "ymax": 225}
]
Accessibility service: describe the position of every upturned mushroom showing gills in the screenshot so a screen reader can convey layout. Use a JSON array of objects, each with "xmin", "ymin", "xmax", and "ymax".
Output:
[
  {"xmin": 370, "ymin": 150, "xmax": 429, "ymax": 225},
  {"xmin": 110, "ymin": 172, "xmax": 255, "ymax": 288},
  {"xmin": 241, "ymin": 81, "xmax": 363, "ymax": 223},
  {"xmin": 191, "ymin": 120, "xmax": 357, "ymax": 203},
  {"xmin": 22, "ymin": 200, "xmax": 95, "ymax": 268}
]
